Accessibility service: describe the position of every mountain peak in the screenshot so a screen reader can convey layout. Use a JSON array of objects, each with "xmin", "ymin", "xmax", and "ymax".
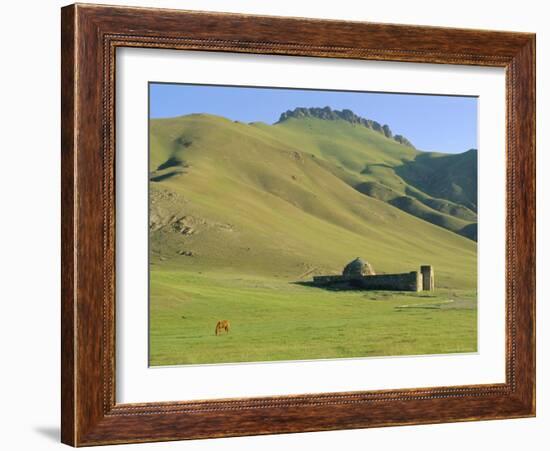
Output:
[{"xmin": 277, "ymin": 106, "xmax": 415, "ymax": 148}]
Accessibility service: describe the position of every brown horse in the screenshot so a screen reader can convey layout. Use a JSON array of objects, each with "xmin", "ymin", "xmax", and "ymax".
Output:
[{"xmin": 215, "ymin": 320, "xmax": 230, "ymax": 336}]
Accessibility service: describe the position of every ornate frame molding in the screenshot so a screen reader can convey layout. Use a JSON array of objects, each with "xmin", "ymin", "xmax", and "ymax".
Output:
[{"xmin": 62, "ymin": 4, "xmax": 535, "ymax": 446}]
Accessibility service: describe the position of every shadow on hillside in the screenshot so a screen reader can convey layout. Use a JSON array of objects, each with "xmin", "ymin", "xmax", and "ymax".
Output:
[
  {"xmin": 291, "ymin": 281, "xmax": 442, "ymax": 300},
  {"xmin": 292, "ymin": 281, "xmax": 362, "ymax": 292}
]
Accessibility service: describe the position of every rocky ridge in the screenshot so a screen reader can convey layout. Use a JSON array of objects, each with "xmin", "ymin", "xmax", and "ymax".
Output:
[{"xmin": 277, "ymin": 106, "xmax": 415, "ymax": 148}]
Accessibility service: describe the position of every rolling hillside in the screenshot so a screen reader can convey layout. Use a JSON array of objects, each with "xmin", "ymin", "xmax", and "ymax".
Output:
[
  {"xmin": 149, "ymin": 109, "xmax": 477, "ymax": 289},
  {"xmin": 148, "ymin": 107, "xmax": 478, "ymax": 365}
]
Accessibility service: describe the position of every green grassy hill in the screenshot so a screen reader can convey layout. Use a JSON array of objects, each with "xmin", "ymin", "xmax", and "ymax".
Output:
[
  {"xmin": 264, "ymin": 115, "xmax": 477, "ymax": 240},
  {"xmin": 149, "ymin": 112, "xmax": 476, "ymax": 288},
  {"xmin": 148, "ymin": 110, "xmax": 478, "ymax": 365}
]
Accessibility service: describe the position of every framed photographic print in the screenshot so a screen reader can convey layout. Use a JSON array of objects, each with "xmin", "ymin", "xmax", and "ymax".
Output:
[{"xmin": 61, "ymin": 3, "xmax": 536, "ymax": 446}]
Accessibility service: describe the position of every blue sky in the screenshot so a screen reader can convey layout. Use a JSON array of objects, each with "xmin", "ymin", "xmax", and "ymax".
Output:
[{"xmin": 149, "ymin": 83, "xmax": 477, "ymax": 154}]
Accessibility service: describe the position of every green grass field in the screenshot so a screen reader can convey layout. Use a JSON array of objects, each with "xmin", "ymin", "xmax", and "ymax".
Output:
[
  {"xmin": 150, "ymin": 270, "xmax": 476, "ymax": 366},
  {"xmin": 148, "ymin": 111, "xmax": 478, "ymax": 366}
]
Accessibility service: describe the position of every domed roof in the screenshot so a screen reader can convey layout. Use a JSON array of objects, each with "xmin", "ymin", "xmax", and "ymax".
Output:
[{"xmin": 342, "ymin": 257, "xmax": 375, "ymax": 278}]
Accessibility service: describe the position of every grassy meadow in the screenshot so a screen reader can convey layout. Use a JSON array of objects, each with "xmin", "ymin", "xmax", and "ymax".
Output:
[
  {"xmin": 150, "ymin": 270, "xmax": 476, "ymax": 366},
  {"xmin": 148, "ymin": 111, "xmax": 478, "ymax": 366}
]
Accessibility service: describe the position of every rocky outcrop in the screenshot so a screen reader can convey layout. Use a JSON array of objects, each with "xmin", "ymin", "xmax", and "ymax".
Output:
[
  {"xmin": 393, "ymin": 135, "xmax": 414, "ymax": 147},
  {"xmin": 277, "ymin": 106, "xmax": 415, "ymax": 148}
]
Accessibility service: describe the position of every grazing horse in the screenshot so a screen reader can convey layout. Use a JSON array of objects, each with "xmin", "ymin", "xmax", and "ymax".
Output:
[{"xmin": 215, "ymin": 320, "xmax": 230, "ymax": 336}]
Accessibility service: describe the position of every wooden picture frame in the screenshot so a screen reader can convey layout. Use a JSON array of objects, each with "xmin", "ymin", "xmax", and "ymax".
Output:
[{"xmin": 61, "ymin": 3, "xmax": 536, "ymax": 446}]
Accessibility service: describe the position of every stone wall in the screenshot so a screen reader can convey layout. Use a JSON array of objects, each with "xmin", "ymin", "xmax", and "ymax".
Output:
[
  {"xmin": 421, "ymin": 265, "xmax": 434, "ymax": 291},
  {"xmin": 312, "ymin": 271, "xmax": 422, "ymax": 291},
  {"xmin": 356, "ymin": 271, "xmax": 421, "ymax": 291},
  {"xmin": 312, "ymin": 275, "xmax": 348, "ymax": 285}
]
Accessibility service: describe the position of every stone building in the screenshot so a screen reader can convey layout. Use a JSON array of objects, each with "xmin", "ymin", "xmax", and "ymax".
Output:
[
  {"xmin": 342, "ymin": 257, "xmax": 375, "ymax": 278},
  {"xmin": 312, "ymin": 258, "xmax": 434, "ymax": 292}
]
